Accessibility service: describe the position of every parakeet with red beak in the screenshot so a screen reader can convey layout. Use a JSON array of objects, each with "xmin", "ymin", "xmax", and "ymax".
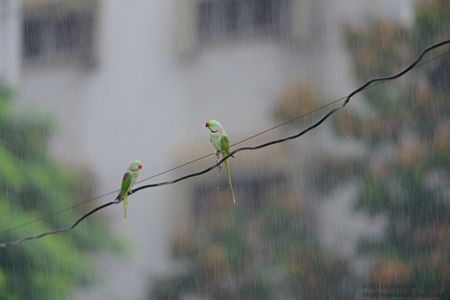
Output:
[
  {"xmin": 115, "ymin": 160, "xmax": 143, "ymax": 224},
  {"xmin": 205, "ymin": 120, "xmax": 236, "ymax": 203}
]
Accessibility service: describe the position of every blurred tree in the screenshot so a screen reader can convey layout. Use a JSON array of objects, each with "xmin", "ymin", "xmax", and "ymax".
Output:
[
  {"xmin": 0, "ymin": 83, "xmax": 120, "ymax": 299},
  {"xmin": 150, "ymin": 168, "xmax": 353, "ymax": 299},
  {"xmin": 149, "ymin": 1, "xmax": 449, "ymax": 299},
  {"xmin": 310, "ymin": 0, "xmax": 450, "ymax": 298},
  {"xmin": 274, "ymin": 82, "xmax": 322, "ymax": 124}
]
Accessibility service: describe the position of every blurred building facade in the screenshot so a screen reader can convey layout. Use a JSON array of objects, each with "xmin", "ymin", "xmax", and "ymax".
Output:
[
  {"xmin": 0, "ymin": 0, "xmax": 21, "ymax": 85},
  {"xmin": 0, "ymin": 0, "xmax": 415, "ymax": 299}
]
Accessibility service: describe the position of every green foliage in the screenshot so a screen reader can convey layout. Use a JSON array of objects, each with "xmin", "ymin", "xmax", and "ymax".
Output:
[
  {"xmin": 318, "ymin": 1, "xmax": 450, "ymax": 298},
  {"xmin": 0, "ymin": 82, "xmax": 119, "ymax": 299},
  {"xmin": 151, "ymin": 180, "xmax": 352, "ymax": 300},
  {"xmin": 414, "ymin": 0, "xmax": 450, "ymax": 51},
  {"xmin": 274, "ymin": 83, "xmax": 322, "ymax": 125}
]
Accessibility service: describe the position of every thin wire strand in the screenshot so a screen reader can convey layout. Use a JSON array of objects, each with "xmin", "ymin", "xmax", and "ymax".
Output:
[
  {"xmin": 0, "ymin": 190, "xmax": 119, "ymax": 235},
  {"xmin": 0, "ymin": 107, "xmax": 342, "ymax": 248},
  {"xmin": 0, "ymin": 201, "xmax": 116, "ymax": 248},
  {"xmin": 342, "ymin": 39, "xmax": 450, "ymax": 106},
  {"xmin": 0, "ymin": 39, "xmax": 449, "ymax": 248},
  {"xmin": 0, "ymin": 75, "xmax": 345, "ymax": 236},
  {"xmin": 4, "ymin": 46, "xmax": 449, "ymax": 237},
  {"xmin": 2, "ymin": 40, "xmax": 449, "ymax": 237},
  {"xmin": 132, "ymin": 107, "xmax": 341, "ymax": 193}
]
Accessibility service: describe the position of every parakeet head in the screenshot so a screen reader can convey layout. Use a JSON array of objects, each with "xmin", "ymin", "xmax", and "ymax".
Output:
[
  {"xmin": 128, "ymin": 160, "xmax": 143, "ymax": 172},
  {"xmin": 205, "ymin": 119, "xmax": 222, "ymax": 133}
]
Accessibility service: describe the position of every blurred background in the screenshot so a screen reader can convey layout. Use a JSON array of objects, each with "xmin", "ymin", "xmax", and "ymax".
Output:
[{"xmin": 0, "ymin": 0, "xmax": 449, "ymax": 299}]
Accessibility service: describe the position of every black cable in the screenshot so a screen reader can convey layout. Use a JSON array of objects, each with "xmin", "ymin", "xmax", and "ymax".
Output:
[
  {"xmin": 0, "ymin": 102, "xmax": 330, "ymax": 236},
  {"xmin": 0, "ymin": 106, "xmax": 341, "ymax": 249},
  {"xmin": 132, "ymin": 107, "xmax": 341, "ymax": 193},
  {"xmin": 0, "ymin": 201, "xmax": 116, "ymax": 248},
  {"xmin": 0, "ymin": 79, "xmax": 343, "ymax": 236},
  {"xmin": 342, "ymin": 39, "xmax": 450, "ymax": 106},
  {"xmin": 0, "ymin": 190, "xmax": 119, "ymax": 235},
  {"xmin": 0, "ymin": 38, "xmax": 448, "ymax": 248},
  {"xmin": 3, "ymin": 45, "xmax": 449, "ymax": 237}
]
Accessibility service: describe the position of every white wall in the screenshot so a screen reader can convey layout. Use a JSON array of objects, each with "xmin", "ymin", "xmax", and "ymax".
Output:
[{"xmin": 0, "ymin": 0, "xmax": 21, "ymax": 86}]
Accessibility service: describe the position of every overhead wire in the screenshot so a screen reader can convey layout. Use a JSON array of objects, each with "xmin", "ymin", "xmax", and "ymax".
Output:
[
  {"xmin": 10, "ymin": 43, "xmax": 450, "ymax": 234},
  {"xmin": 3, "ymin": 0, "xmax": 448, "ymax": 232},
  {"xmin": 0, "ymin": 38, "xmax": 449, "ymax": 248},
  {"xmin": 0, "ymin": 73, "xmax": 346, "ymax": 235}
]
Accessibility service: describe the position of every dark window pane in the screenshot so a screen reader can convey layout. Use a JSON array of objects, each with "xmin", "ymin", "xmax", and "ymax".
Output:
[
  {"xmin": 199, "ymin": 1, "xmax": 213, "ymax": 39},
  {"xmin": 198, "ymin": 0, "xmax": 290, "ymax": 44},
  {"xmin": 22, "ymin": 9, "xmax": 94, "ymax": 64},
  {"xmin": 224, "ymin": 0, "xmax": 238, "ymax": 33},
  {"xmin": 55, "ymin": 13, "xmax": 82, "ymax": 51},
  {"xmin": 23, "ymin": 19, "xmax": 44, "ymax": 58},
  {"xmin": 254, "ymin": 0, "xmax": 274, "ymax": 27}
]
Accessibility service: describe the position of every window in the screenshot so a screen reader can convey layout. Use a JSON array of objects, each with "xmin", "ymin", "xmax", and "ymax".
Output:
[
  {"xmin": 198, "ymin": 0, "xmax": 291, "ymax": 44},
  {"xmin": 22, "ymin": 5, "xmax": 96, "ymax": 65}
]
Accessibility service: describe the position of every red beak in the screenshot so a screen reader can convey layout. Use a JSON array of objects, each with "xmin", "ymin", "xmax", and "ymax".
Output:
[
  {"xmin": 138, "ymin": 163, "xmax": 143, "ymax": 170},
  {"xmin": 205, "ymin": 122, "xmax": 210, "ymax": 128}
]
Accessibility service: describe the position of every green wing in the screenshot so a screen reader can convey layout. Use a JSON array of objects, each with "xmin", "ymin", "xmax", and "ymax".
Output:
[
  {"xmin": 119, "ymin": 172, "xmax": 132, "ymax": 198},
  {"xmin": 220, "ymin": 134, "xmax": 231, "ymax": 155}
]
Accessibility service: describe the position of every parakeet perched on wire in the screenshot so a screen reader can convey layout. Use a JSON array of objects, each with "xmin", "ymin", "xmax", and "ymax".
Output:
[
  {"xmin": 115, "ymin": 160, "xmax": 143, "ymax": 224},
  {"xmin": 205, "ymin": 120, "xmax": 236, "ymax": 203}
]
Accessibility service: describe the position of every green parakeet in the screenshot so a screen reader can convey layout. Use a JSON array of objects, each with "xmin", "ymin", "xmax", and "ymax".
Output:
[
  {"xmin": 115, "ymin": 160, "xmax": 143, "ymax": 224},
  {"xmin": 205, "ymin": 120, "xmax": 236, "ymax": 203}
]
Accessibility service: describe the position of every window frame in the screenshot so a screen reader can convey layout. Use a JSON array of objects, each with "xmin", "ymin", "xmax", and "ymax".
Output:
[
  {"xmin": 22, "ymin": 2, "xmax": 97, "ymax": 67},
  {"xmin": 197, "ymin": 0, "xmax": 291, "ymax": 45}
]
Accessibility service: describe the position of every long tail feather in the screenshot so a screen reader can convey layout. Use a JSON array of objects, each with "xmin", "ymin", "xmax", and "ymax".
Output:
[
  {"xmin": 224, "ymin": 159, "xmax": 236, "ymax": 204},
  {"xmin": 123, "ymin": 195, "xmax": 128, "ymax": 225}
]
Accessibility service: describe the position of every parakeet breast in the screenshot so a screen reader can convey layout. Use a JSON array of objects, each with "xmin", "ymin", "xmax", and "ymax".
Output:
[
  {"xmin": 128, "ymin": 170, "xmax": 140, "ymax": 191},
  {"xmin": 210, "ymin": 131, "xmax": 223, "ymax": 151}
]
